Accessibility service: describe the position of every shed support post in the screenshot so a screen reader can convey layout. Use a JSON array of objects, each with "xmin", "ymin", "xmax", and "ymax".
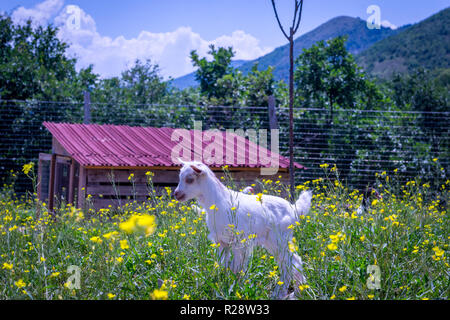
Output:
[
  {"xmin": 68, "ymin": 159, "xmax": 76, "ymax": 205},
  {"xmin": 48, "ymin": 153, "xmax": 57, "ymax": 214}
]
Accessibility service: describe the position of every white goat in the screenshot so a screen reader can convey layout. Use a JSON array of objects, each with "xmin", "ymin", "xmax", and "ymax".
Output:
[
  {"xmin": 191, "ymin": 185, "xmax": 255, "ymax": 215},
  {"xmin": 174, "ymin": 161, "xmax": 312, "ymax": 299}
]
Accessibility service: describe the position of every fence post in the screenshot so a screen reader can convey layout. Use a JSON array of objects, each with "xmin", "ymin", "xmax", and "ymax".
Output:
[
  {"xmin": 268, "ymin": 95, "xmax": 278, "ymax": 130},
  {"xmin": 84, "ymin": 90, "xmax": 91, "ymax": 124}
]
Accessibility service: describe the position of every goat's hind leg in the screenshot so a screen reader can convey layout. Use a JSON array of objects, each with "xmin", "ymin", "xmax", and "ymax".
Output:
[
  {"xmin": 290, "ymin": 253, "xmax": 307, "ymax": 299},
  {"xmin": 273, "ymin": 248, "xmax": 294, "ymax": 299},
  {"xmin": 264, "ymin": 234, "xmax": 292, "ymax": 299},
  {"xmin": 292, "ymin": 253, "xmax": 306, "ymax": 285},
  {"xmin": 229, "ymin": 245, "xmax": 251, "ymax": 275}
]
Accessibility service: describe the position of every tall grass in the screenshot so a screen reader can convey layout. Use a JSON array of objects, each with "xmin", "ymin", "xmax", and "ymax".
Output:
[{"xmin": 0, "ymin": 164, "xmax": 448, "ymax": 300}]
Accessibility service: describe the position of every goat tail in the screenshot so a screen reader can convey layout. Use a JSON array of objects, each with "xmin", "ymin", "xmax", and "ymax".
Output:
[{"xmin": 294, "ymin": 190, "xmax": 312, "ymax": 217}]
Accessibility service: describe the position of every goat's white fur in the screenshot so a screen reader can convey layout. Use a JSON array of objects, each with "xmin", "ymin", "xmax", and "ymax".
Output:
[
  {"xmin": 175, "ymin": 161, "xmax": 312, "ymax": 299},
  {"xmin": 191, "ymin": 186, "xmax": 255, "ymax": 215}
]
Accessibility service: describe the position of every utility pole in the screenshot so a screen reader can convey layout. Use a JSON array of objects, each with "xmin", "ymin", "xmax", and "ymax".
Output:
[{"xmin": 270, "ymin": 0, "xmax": 304, "ymax": 201}]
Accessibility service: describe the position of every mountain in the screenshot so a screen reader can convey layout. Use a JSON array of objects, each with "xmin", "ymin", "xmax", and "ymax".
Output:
[
  {"xmin": 170, "ymin": 59, "xmax": 248, "ymax": 89},
  {"xmin": 238, "ymin": 16, "xmax": 406, "ymax": 82},
  {"xmin": 356, "ymin": 7, "xmax": 450, "ymax": 78},
  {"xmin": 170, "ymin": 15, "xmax": 404, "ymax": 88}
]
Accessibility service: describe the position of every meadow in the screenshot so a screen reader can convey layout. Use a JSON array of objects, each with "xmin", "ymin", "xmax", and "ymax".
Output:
[{"xmin": 0, "ymin": 163, "xmax": 448, "ymax": 300}]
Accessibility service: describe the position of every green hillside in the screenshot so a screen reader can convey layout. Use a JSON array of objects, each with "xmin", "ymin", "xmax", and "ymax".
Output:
[{"xmin": 356, "ymin": 7, "xmax": 450, "ymax": 78}]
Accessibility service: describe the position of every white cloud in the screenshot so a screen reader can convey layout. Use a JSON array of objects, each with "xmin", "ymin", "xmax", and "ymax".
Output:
[
  {"xmin": 212, "ymin": 30, "xmax": 274, "ymax": 61},
  {"xmin": 12, "ymin": 0, "xmax": 63, "ymax": 27},
  {"xmin": 11, "ymin": 1, "xmax": 272, "ymax": 80},
  {"xmin": 381, "ymin": 20, "xmax": 398, "ymax": 30}
]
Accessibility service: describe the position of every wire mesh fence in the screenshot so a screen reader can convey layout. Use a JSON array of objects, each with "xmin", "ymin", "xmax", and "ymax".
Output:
[{"xmin": 1, "ymin": 98, "xmax": 449, "ymax": 193}]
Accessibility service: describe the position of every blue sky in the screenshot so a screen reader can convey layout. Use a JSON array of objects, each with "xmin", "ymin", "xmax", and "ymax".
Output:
[{"xmin": 2, "ymin": 0, "xmax": 448, "ymax": 79}]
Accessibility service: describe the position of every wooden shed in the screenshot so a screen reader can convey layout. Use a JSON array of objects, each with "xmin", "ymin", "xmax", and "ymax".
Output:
[{"xmin": 38, "ymin": 122, "xmax": 304, "ymax": 211}]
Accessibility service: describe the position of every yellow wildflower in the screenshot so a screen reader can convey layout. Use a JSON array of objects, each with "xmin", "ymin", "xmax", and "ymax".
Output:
[
  {"xmin": 120, "ymin": 239, "xmax": 130, "ymax": 250},
  {"xmin": 298, "ymin": 284, "xmax": 310, "ymax": 291},
  {"xmin": 22, "ymin": 162, "xmax": 34, "ymax": 175},
  {"xmin": 327, "ymin": 243, "xmax": 338, "ymax": 251},
  {"xmin": 90, "ymin": 236, "xmax": 103, "ymax": 244},
  {"xmin": 119, "ymin": 214, "xmax": 156, "ymax": 236},
  {"xmin": 432, "ymin": 246, "xmax": 444, "ymax": 257},
  {"xmin": 15, "ymin": 279, "xmax": 26, "ymax": 289},
  {"xmin": 103, "ymin": 231, "xmax": 119, "ymax": 240},
  {"xmin": 2, "ymin": 262, "xmax": 13, "ymax": 270},
  {"xmin": 151, "ymin": 288, "xmax": 168, "ymax": 300}
]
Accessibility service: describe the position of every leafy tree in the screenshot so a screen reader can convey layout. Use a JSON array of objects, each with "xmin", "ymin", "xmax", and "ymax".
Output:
[
  {"xmin": 190, "ymin": 45, "xmax": 234, "ymax": 100},
  {"xmin": 0, "ymin": 14, "xmax": 99, "ymax": 102},
  {"xmin": 189, "ymin": 45, "xmax": 276, "ymax": 129},
  {"xmin": 120, "ymin": 59, "xmax": 168, "ymax": 105},
  {"xmin": 0, "ymin": 14, "xmax": 98, "ymax": 191},
  {"xmin": 162, "ymin": 86, "xmax": 201, "ymax": 106},
  {"xmin": 292, "ymin": 36, "xmax": 374, "ymax": 183},
  {"xmin": 391, "ymin": 69, "xmax": 449, "ymax": 159},
  {"xmin": 212, "ymin": 70, "xmax": 245, "ymax": 106},
  {"xmin": 244, "ymin": 64, "xmax": 275, "ymax": 107},
  {"xmin": 294, "ymin": 36, "xmax": 366, "ymax": 124}
]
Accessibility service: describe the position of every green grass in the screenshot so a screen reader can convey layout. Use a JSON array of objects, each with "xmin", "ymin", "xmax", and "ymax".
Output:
[{"xmin": 0, "ymin": 167, "xmax": 448, "ymax": 300}]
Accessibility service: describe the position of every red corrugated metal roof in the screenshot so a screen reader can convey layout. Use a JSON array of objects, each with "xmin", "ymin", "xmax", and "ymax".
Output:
[{"xmin": 43, "ymin": 122, "xmax": 304, "ymax": 170}]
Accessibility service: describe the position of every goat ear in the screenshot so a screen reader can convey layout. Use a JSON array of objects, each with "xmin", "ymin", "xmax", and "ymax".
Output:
[{"xmin": 190, "ymin": 165, "xmax": 203, "ymax": 175}]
